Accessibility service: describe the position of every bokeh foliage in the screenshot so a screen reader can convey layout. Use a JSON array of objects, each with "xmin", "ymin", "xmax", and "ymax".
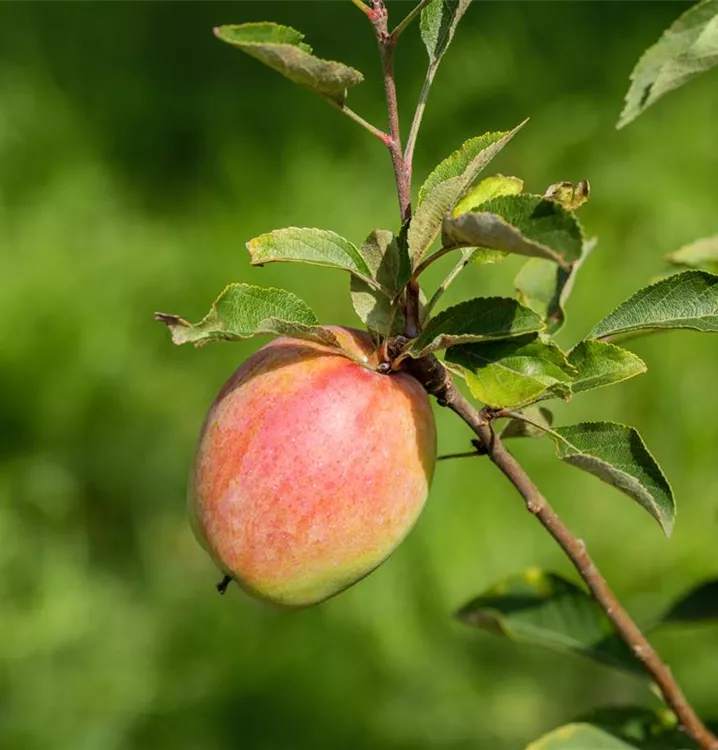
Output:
[{"xmin": 1, "ymin": 2, "xmax": 717, "ymax": 749}]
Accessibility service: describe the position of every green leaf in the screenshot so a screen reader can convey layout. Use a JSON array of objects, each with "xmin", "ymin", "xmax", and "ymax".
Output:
[
  {"xmin": 527, "ymin": 707, "xmax": 695, "ymax": 749},
  {"xmin": 618, "ymin": 0, "xmax": 718, "ymax": 128},
  {"xmin": 568, "ymin": 340, "xmax": 646, "ymax": 394},
  {"xmin": 457, "ymin": 570, "xmax": 646, "ymax": 678},
  {"xmin": 409, "ymin": 124, "xmax": 526, "ymax": 265},
  {"xmin": 666, "ymin": 234, "xmax": 718, "ymax": 273},
  {"xmin": 445, "ymin": 334, "xmax": 574, "ymax": 408},
  {"xmin": 420, "ymin": 0, "xmax": 472, "ymax": 68},
  {"xmin": 350, "ymin": 230, "xmax": 406, "ymax": 336},
  {"xmin": 452, "ymin": 174, "xmax": 524, "ymax": 216},
  {"xmin": 154, "ymin": 283, "xmax": 339, "ymax": 348},
  {"xmin": 515, "ymin": 238, "xmax": 596, "ymax": 334},
  {"xmin": 442, "ymin": 194, "xmax": 584, "ymax": 269},
  {"xmin": 589, "ymin": 270, "xmax": 718, "ymax": 340},
  {"xmin": 549, "ymin": 422, "xmax": 675, "ymax": 535},
  {"xmin": 214, "ymin": 23, "xmax": 363, "ymax": 105},
  {"xmin": 501, "ymin": 406, "xmax": 554, "ymax": 439},
  {"xmin": 411, "ymin": 297, "xmax": 544, "ymax": 356},
  {"xmin": 660, "ymin": 579, "xmax": 718, "ymax": 625},
  {"xmin": 247, "ymin": 227, "xmax": 376, "ymax": 285}
]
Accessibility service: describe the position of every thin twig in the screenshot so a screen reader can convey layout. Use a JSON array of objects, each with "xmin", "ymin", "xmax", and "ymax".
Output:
[
  {"xmin": 405, "ymin": 65, "xmax": 437, "ymax": 170},
  {"xmin": 402, "ymin": 355, "xmax": 718, "ymax": 750},
  {"xmin": 370, "ymin": 3, "xmax": 412, "ymax": 224},
  {"xmin": 325, "ymin": 97, "xmax": 390, "ymax": 143},
  {"xmin": 391, "ymin": 0, "xmax": 434, "ymax": 41}
]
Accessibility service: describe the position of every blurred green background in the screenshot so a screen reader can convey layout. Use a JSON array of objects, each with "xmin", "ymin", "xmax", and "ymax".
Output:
[{"xmin": 2, "ymin": 2, "xmax": 717, "ymax": 748}]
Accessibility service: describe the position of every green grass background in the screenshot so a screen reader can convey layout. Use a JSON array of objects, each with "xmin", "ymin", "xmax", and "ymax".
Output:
[{"xmin": 1, "ymin": 2, "xmax": 717, "ymax": 748}]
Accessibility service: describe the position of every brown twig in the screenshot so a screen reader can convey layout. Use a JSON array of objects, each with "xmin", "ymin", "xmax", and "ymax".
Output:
[
  {"xmin": 365, "ymin": 1, "xmax": 420, "ymax": 337},
  {"xmin": 369, "ymin": 2, "xmax": 411, "ymax": 225},
  {"xmin": 402, "ymin": 355, "xmax": 718, "ymax": 750}
]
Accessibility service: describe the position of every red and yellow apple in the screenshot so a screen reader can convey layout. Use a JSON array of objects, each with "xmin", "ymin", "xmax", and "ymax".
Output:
[{"xmin": 190, "ymin": 327, "xmax": 437, "ymax": 607}]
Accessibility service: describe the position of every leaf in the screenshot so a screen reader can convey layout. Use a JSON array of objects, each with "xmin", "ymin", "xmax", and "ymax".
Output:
[
  {"xmin": 452, "ymin": 174, "xmax": 524, "ymax": 216},
  {"xmin": 501, "ymin": 406, "xmax": 554, "ymax": 439},
  {"xmin": 420, "ymin": 0, "xmax": 472, "ymax": 68},
  {"xmin": 214, "ymin": 23, "xmax": 363, "ymax": 105},
  {"xmin": 666, "ymin": 234, "xmax": 718, "ymax": 273},
  {"xmin": 589, "ymin": 270, "xmax": 718, "ymax": 340},
  {"xmin": 618, "ymin": 0, "xmax": 718, "ymax": 128},
  {"xmin": 415, "ymin": 296, "xmax": 543, "ymax": 354},
  {"xmin": 356, "ymin": 229, "xmax": 405, "ymax": 292},
  {"xmin": 350, "ymin": 230, "xmax": 406, "ymax": 336},
  {"xmin": 515, "ymin": 238, "xmax": 596, "ymax": 334},
  {"xmin": 154, "ymin": 283, "xmax": 339, "ymax": 349},
  {"xmin": 409, "ymin": 124, "xmax": 526, "ymax": 265},
  {"xmin": 544, "ymin": 179, "xmax": 591, "ymax": 211},
  {"xmin": 456, "ymin": 570, "xmax": 646, "ymax": 678},
  {"xmin": 442, "ymin": 194, "xmax": 584, "ymax": 269},
  {"xmin": 411, "ymin": 297, "xmax": 544, "ymax": 356},
  {"xmin": 660, "ymin": 579, "xmax": 718, "ymax": 625},
  {"xmin": 549, "ymin": 422, "xmax": 675, "ymax": 535},
  {"xmin": 445, "ymin": 334, "xmax": 574, "ymax": 408},
  {"xmin": 568, "ymin": 340, "xmax": 646, "ymax": 394},
  {"xmin": 417, "ymin": 126, "xmax": 525, "ymax": 206},
  {"xmin": 246, "ymin": 227, "xmax": 376, "ymax": 285},
  {"xmin": 527, "ymin": 708, "xmax": 695, "ymax": 750}
]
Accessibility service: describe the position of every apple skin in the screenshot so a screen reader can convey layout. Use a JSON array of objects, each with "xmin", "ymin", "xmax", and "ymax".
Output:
[{"xmin": 190, "ymin": 327, "xmax": 437, "ymax": 607}]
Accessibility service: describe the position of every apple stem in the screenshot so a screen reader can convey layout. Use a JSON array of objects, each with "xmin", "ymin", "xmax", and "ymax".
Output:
[
  {"xmin": 216, "ymin": 575, "xmax": 232, "ymax": 595},
  {"xmin": 403, "ymin": 353, "xmax": 718, "ymax": 750}
]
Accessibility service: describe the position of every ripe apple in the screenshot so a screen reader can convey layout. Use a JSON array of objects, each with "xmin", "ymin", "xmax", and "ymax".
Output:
[{"xmin": 190, "ymin": 327, "xmax": 437, "ymax": 607}]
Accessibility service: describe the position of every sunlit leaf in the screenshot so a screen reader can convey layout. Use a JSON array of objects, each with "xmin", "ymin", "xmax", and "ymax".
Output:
[
  {"xmin": 442, "ymin": 194, "xmax": 584, "ymax": 269},
  {"xmin": 411, "ymin": 297, "xmax": 543, "ymax": 356},
  {"xmin": 568, "ymin": 340, "xmax": 646, "ymax": 394},
  {"xmin": 445, "ymin": 334, "xmax": 574, "ymax": 408},
  {"xmin": 666, "ymin": 235, "xmax": 718, "ymax": 273},
  {"xmin": 214, "ymin": 23, "xmax": 363, "ymax": 105},
  {"xmin": 457, "ymin": 570, "xmax": 646, "ymax": 677},
  {"xmin": 247, "ymin": 227, "xmax": 376, "ymax": 285},
  {"xmin": 549, "ymin": 422, "xmax": 675, "ymax": 535},
  {"xmin": 618, "ymin": 0, "xmax": 718, "ymax": 128},
  {"xmin": 420, "ymin": 0, "xmax": 472, "ymax": 68},
  {"xmin": 154, "ymin": 283, "xmax": 339, "ymax": 349},
  {"xmin": 409, "ymin": 124, "xmax": 525, "ymax": 265},
  {"xmin": 544, "ymin": 179, "xmax": 590, "ymax": 211},
  {"xmin": 452, "ymin": 174, "xmax": 524, "ymax": 217},
  {"xmin": 589, "ymin": 270, "xmax": 718, "ymax": 340}
]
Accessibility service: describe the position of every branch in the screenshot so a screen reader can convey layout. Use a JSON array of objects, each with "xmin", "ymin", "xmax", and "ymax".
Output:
[
  {"xmin": 365, "ymin": 1, "xmax": 420, "ymax": 338},
  {"xmin": 367, "ymin": 2, "xmax": 411, "ymax": 224},
  {"xmin": 403, "ymin": 354, "xmax": 718, "ymax": 750}
]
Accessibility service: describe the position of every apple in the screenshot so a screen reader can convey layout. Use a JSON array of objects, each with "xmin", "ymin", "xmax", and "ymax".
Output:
[{"xmin": 190, "ymin": 326, "xmax": 437, "ymax": 607}]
